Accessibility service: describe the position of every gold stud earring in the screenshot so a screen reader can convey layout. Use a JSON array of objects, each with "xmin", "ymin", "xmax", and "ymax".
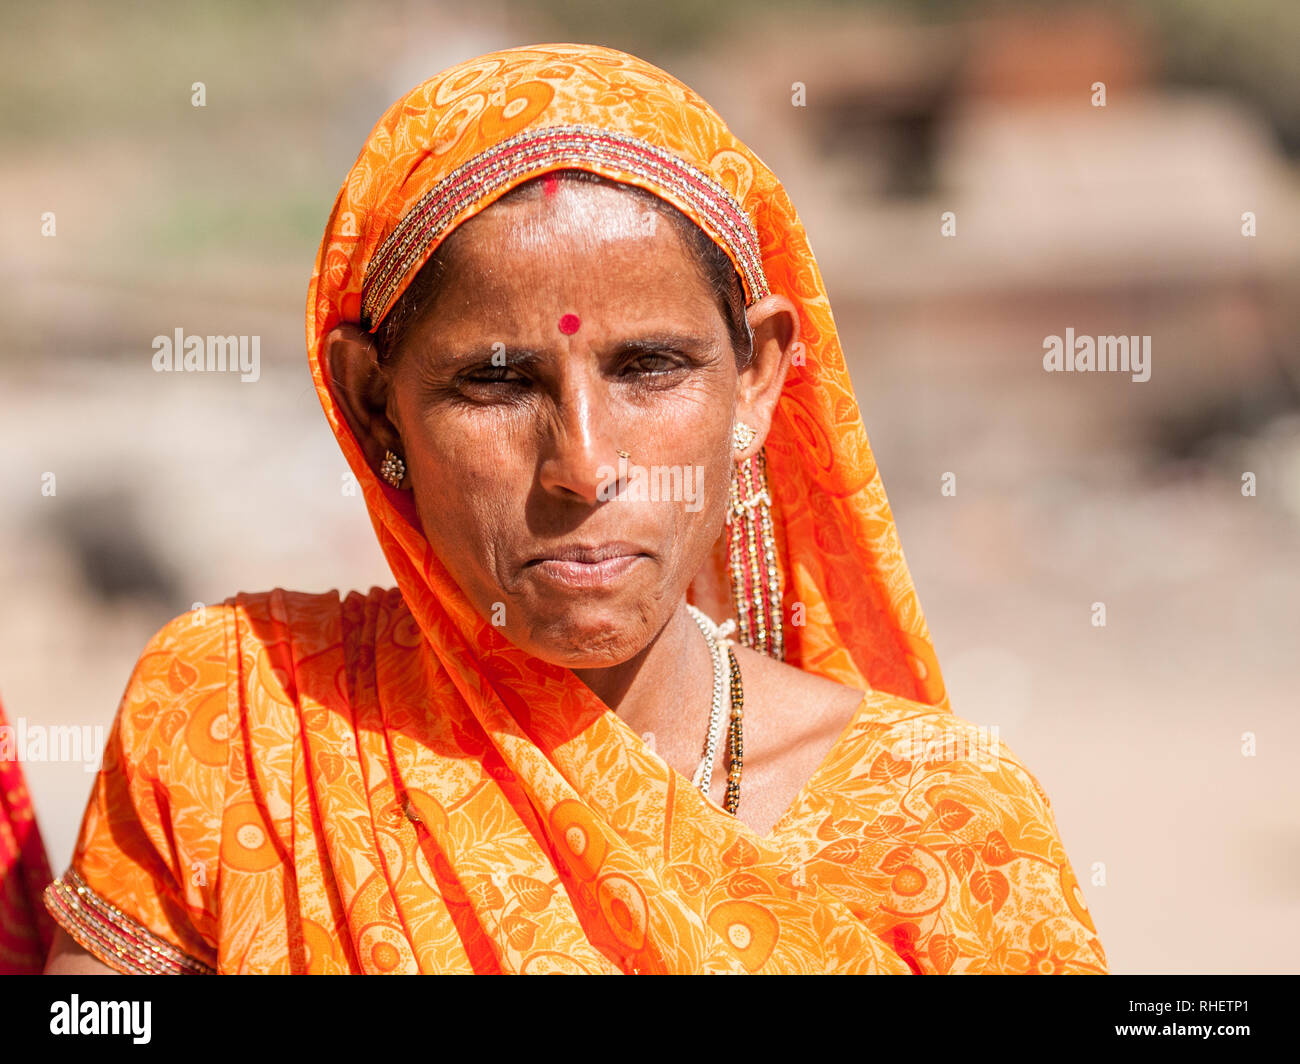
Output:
[
  {"xmin": 380, "ymin": 450, "xmax": 406, "ymax": 487},
  {"xmin": 732, "ymin": 422, "xmax": 757, "ymax": 456}
]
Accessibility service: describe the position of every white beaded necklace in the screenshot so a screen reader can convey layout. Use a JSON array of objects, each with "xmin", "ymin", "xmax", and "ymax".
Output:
[{"xmin": 686, "ymin": 604, "xmax": 737, "ymax": 798}]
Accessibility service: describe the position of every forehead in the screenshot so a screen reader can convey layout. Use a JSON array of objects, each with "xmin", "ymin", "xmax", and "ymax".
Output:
[
  {"xmin": 449, "ymin": 179, "xmax": 684, "ymax": 260},
  {"xmin": 424, "ymin": 181, "xmax": 720, "ymax": 322}
]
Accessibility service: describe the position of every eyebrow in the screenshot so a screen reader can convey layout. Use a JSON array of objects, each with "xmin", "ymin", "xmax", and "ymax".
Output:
[{"xmin": 435, "ymin": 332, "xmax": 714, "ymax": 367}]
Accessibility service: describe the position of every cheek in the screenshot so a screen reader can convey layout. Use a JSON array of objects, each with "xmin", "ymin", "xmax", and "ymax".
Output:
[
  {"xmin": 634, "ymin": 397, "xmax": 734, "ymax": 560},
  {"xmin": 407, "ymin": 413, "xmax": 530, "ymax": 546},
  {"xmin": 658, "ymin": 389, "xmax": 734, "ymax": 490},
  {"xmin": 631, "ymin": 379, "xmax": 730, "ymax": 463},
  {"xmin": 420, "ymin": 418, "xmax": 514, "ymax": 480}
]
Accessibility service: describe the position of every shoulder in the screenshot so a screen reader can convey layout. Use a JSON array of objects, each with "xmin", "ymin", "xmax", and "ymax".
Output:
[
  {"xmin": 841, "ymin": 692, "xmax": 1082, "ymax": 899},
  {"xmin": 122, "ymin": 590, "xmax": 345, "ymax": 713},
  {"xmin": 134, "ymin": 588, "xmax": 370, "ymax": 652},
  {"xmin": 134, "ymin": 586, "xmax": 406, "ymax": 669},
  {"xmin": 820, "ymin": 694, "xmax": 1106, "ymax": 971},
  {"xmin": 113, "ymin": 588, "xmax": 403, "ymax": 772},
  {"xmin": 788, "ymin": 682, "xmax": 1065, "ymax": 846},
  {"xmin": 873, "ymin": 697, "xmax": 1059, "ymax": 819}
]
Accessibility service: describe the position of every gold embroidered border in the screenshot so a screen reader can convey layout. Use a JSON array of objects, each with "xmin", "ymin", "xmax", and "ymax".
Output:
[
  {"xmin": 43, "ymin": 868, "xmax": 215, "ymax": 975},
  {"xmin": 361, "ymin": 123, "xmax": 770, "ymax": 329}
]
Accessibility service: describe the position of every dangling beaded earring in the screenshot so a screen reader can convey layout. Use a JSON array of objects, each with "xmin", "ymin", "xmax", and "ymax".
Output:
[
  {"xmin": 726, "ymin": 422, "xmax": 784, "ymax": 660},
  {"xmin": 380, "ymin": 450, "xmax": 406, "ymax": 487}
]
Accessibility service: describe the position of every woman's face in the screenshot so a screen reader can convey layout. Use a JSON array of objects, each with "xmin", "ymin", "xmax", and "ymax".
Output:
[{"xmin": 385, "ymin": 181, "xmax": 738, "ymax": 667}]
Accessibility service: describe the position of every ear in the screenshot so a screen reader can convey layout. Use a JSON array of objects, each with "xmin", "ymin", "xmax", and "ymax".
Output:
[
  {"xmin": 324, "ymin": 323, "xmax": 403, "ymax": 478},
  {"xmin": 733, "ymin": 294, "xmax": 800, "ymax": 459}
]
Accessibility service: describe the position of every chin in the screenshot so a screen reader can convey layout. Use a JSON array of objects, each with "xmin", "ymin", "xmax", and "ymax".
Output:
[{"xmin": 515, "ymin": 600, "xmax": 658, "ymax": 668}]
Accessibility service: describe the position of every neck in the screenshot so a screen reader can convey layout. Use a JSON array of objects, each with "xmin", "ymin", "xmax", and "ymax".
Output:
[{"xmin": 572, "ymin": 599, "xmax": 709, "ymax": 735}]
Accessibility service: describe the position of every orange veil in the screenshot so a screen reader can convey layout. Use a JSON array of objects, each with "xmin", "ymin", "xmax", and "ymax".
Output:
[
  {"xmin": 44, "ymin": 43, "xmax": 1105, "ymax": 975},
  {"xmin": 308, "ymin": 42, "xmax": 948, "ymax": 711}
]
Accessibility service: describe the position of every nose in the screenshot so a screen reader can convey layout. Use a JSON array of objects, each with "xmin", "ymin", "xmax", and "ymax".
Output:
[{"xmin": 536, "ymin": 371, "xmax": 623, "ymax": 505}]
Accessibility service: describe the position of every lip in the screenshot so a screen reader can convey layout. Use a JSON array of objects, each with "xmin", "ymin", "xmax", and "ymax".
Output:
[{"xmin": 524, "ymin": 542, "xmax": 649, "ymax": 589}]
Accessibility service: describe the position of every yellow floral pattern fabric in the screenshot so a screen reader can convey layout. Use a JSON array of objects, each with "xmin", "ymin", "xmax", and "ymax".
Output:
[{"xmin": 47, "ymin": 590, "xmax": 1104, "ymax": 973}]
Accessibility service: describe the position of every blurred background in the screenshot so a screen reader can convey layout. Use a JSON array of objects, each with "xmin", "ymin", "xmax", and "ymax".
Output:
[{"xmin": 2, "ymin": 0, "xmax": 1297, "ymax": 973}]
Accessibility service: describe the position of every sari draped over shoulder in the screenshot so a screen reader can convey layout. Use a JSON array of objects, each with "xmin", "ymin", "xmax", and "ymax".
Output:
[
  {"xmin": 1, "ymin": 698, "xmax": 55, "ymax": 973},
  {"xmin": 44, "ymin": 43, "xmax": 1106, "ymax": 974}
]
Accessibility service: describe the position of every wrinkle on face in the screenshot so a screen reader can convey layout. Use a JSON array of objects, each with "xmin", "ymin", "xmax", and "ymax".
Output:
[{"xmin": 385, "ymin": 180, "xmax": 738, "ymax": 668}]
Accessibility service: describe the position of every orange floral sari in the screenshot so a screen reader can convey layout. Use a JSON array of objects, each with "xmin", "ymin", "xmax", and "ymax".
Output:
[{"xmin": 44, "ymin": 43, "xmax": 1106, "ymax": 974}]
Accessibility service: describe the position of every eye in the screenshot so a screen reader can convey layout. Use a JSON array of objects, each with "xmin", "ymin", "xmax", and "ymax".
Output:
[
  {"xmin": 458, "ymin": 365, "xmax": 529, "ymax": 387},
  {"xmin": 440, "ymin": 362, "xmax": 535, "ymax": 408},
  {"xmin": 622, "ymin": 353, "xmax": 687, "ymax": 376}
]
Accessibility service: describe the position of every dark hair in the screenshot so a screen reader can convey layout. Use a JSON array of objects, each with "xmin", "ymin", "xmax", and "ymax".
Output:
[{"xmin": 372, "ymin": 169, "xmax": 753, "ymax": 367}]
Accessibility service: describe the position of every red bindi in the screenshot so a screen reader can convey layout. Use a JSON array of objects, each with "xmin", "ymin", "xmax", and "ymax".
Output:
[{"xmin": 558, "ymin": 313, "xmax": 581, "ymax": 335}]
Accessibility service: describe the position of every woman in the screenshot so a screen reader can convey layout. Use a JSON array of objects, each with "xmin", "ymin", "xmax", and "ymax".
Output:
[{"xmin": 44, "ymin": 43, "xmax": 1105, "ymax": 974}]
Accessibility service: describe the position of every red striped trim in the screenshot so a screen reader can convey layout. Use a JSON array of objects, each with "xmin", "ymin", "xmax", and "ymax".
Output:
[
  {"xmin": 43, "ymin": 869, "xmax": 215, "ymax": 975},
  {"xmin": 361, "ymin": 124, "xmax": 768, "ymax": 329}
]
